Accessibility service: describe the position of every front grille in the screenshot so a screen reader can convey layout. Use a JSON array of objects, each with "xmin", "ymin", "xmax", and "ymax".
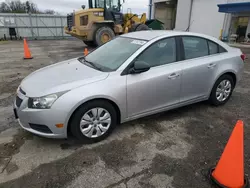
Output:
[
  {"xmin": 80, "ymin": 15, "xmax": 88, "ymax": 26},
  {"xmin": 67, "ymin": 13, "xmax": 74, "ymax": 31},
  {"xmin": 16, "ymin": 96, "xmax": 23, "ymax": 108},
  {"xmin": 29, "ymin": 123, "xmax": 53, "ymax": 134}
]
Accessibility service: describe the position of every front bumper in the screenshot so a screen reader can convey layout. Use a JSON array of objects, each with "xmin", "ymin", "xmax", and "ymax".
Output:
[
  {"xmin": 17, "ymin": 119, "xmax": 66, "ymax": 138},
  {"xmin": 64, "ymin": 27, "xmax": 93, "ymax": 41},
  {"xmin": 14, "ymin": 93, "xmax": 68, "ymax": 139}
]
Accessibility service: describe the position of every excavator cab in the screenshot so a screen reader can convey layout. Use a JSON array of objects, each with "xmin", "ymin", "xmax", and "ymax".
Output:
[{"xmin": 89, "ymin": 0, "xmax": 123, "ymax": 24}]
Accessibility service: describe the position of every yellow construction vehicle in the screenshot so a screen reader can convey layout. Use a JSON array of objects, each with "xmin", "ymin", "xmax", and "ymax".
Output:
[{"xmin": 64, "ymin": 0, "xmax": 150, "ymax": 46}]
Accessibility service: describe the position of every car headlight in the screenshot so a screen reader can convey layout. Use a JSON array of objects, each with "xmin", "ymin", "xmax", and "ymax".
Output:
[{"xmin": 28, "ymin": 91, "xmax": 68, "ymax": 109}]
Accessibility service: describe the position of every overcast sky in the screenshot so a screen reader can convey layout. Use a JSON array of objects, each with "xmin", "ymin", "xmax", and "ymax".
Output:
[{"xmin": 0, "ymin": 0, "xmax": 149, "ymax": 15}]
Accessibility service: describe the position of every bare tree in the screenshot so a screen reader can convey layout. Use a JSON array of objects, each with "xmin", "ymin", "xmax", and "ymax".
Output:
[
  {"xmin": 25, "ymin": 1, "xmax": 30, "ymax": 12},
  {"xmin": 29, "ymin": 1, "xmax": 40, "ymax": 13},
  {"xmin": 0, "ymin": 2, "xmax": 10, "ymax": 12},
  {"xmin": 44, "ymin": 9, "xmax": 55, "ymax": 15},
  {"xmin": 0, "ymin": 0, "xmax": 54, "ymax": 14},
  {"xmin": 5, "ymin": 0, "xmax": 27, "ymax": 13}
]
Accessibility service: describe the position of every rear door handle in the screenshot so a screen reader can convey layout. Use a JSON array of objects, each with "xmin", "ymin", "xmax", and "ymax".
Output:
[
  {"xmin": 207, "ymin": 63, "xmax": 216, "ymax": 68},
  {"xmin": 168, "ymin": 73, "xmax": 180, "ymax": 79}
]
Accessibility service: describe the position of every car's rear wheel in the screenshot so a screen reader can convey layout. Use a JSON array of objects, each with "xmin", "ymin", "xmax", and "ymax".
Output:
[
  {"xmin": 70, "ymin": 100, "xmax": 117, "ymax": 142},
  {"xmin": 209, "ymin": 74, "xmax": 234, "ymax": 106}
]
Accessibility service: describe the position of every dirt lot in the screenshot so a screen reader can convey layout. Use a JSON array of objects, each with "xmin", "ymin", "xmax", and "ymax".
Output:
[{"xmin": 0, "ymin": 39, "xmax": 249, "ymax": 188}]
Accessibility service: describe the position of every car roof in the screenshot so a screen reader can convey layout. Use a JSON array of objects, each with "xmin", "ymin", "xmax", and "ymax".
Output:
[
  {"xmin": 121, "ymin": 30, "xmax": 217, "ymax": 41},
  {"xmin": 121, "ymin": 30, "xmax": 171, "ymax": 40},
  {"xmin": 121, "ymin": 30, "xmax": 229, "ymax": 50}
]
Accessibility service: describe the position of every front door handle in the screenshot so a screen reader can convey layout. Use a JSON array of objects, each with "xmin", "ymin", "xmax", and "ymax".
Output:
[
  {"xmin": 168, "ymin": 73, "xmax": 180, "ymax": 79},
  {"xmin": 207, "ymin": 63, "xmax": 216, "ymax": 68}
]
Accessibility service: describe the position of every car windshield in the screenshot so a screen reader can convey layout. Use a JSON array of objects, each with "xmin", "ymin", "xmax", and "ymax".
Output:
[{"xmin": 81, "ymin": 37, "xmax": 147, "ymax": 72}]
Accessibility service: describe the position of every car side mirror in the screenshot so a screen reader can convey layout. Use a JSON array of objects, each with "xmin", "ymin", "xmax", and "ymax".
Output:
[{"xmin": 129, "ymin": 61, "xmax": 150, "ymax": 74}]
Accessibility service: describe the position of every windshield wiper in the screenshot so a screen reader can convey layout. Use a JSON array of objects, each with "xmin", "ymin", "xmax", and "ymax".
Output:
[{"xmin": 81, "ymin": 57, "xmax": 102, "ymax": 71}]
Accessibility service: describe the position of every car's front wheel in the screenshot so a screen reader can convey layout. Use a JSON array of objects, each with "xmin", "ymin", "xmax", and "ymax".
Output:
[
  {"xmin": 209, "ymin": 74, "xmax": 235, "ymax": 106},
  {"xmin": 70, "ymin": 100, "xmax": 117, "ymax": 142}
]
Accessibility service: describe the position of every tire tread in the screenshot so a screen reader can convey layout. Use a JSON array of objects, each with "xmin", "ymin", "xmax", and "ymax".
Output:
[
  {"xmin": 209, "ymin": 74, "xmax": 234, "ymax": 106},
  {"xmin": 70, "ymin": 100, "xmax": 117, "ymax": 142}
]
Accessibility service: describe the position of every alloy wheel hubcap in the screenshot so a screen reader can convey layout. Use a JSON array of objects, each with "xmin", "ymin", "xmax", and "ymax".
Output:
[
  {"xmin": 80, "ymin": 108, "xmax": 111, "ymax": 138},
  {"xmin": 216, "ymin": 80, "xmax": 232, "ymax": 102}
]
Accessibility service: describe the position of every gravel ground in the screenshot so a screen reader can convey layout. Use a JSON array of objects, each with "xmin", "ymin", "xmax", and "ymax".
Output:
[{"xmin": 0, "ymin": 39, "xmax": 249, "ymax": 188}]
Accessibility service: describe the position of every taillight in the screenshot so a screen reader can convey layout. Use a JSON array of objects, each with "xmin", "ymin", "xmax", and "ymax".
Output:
[{"xmin": 240, "ymin": 54, "xmax": 246, "ymax": 61}]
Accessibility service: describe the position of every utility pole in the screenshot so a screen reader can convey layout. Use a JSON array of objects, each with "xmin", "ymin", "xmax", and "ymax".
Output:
[{"xmin": 149, "ymin": 0, "xmax": 153, "ymax": 19}]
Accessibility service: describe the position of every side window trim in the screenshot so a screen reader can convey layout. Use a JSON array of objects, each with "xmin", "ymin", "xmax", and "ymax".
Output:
[
  {"xmin": 177, "ymin": 36, "xmax": 185, "ymax": 61},
  {"xmin": 219, "ymin": 45, "xmax": 227, "ymax": 53},
  {"xmin": 207, "ymin": 40, "xmax": 228, "ymax": 55},
  {"xmin": 176, "ymin": 36, "xmax": 184, "ymax": 61},
  {"xmin": 206, "ymin": 39, "xmax": 209, "ymax": 55},
  {"xmin": 167, "ymin": 35, "xmax": 230, "ymax": 65},
  {"xmin": 207, "ymin": 40, "xmax": 219, "ymax": 55},
  {"xmin": 179, "ymin": 35, "xmax": 228, "ymax": 61},
  {"xmin": 121, "ymin": 36, "xmax": 180, "ymax": 76},
  {"xmin": 206, "ymin": 40, "xmax": 210, "ymax": 55}
]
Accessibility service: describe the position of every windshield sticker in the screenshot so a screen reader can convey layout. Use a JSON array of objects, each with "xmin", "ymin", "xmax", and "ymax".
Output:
[{"xmin": 131, "ymin": 40, "xmax": 147, "ymax": 45}]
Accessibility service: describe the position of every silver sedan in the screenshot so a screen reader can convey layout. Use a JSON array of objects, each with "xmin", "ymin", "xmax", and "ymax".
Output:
[{"xmin": 14, "ymin": 31, "xmax": 245, "ymax": 142}]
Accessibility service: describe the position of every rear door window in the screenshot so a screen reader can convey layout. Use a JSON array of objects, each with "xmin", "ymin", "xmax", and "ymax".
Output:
[{"xmin": 182, "ymin": 37, "xmax": 209, "ymax": 60}]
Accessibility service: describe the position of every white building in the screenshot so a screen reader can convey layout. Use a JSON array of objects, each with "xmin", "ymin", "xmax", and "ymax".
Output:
[{"xmin": 149, "ymin": 0, "xmax": 250, "ymax": 41}]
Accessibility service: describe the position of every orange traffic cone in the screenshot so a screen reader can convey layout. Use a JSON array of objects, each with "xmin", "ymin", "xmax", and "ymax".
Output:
[
  {"xmin": 23, "ymin": 38, "xmax": 33, "ymax": 59},
  {"xmin": 209, "ymin": 120, "xmax": 249, "ymax": 188},
  {"xmin": 84, "ymin": 48, "xmax": 89, "ymax": 56}
]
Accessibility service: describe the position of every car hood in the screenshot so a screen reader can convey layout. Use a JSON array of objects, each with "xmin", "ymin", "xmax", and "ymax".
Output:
[{"xmin": 21, "ymin": 58, "xmax": 109, "ymax": 97}]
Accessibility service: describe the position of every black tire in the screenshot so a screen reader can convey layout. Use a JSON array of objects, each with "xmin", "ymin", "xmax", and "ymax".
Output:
[
  {"xmin": 70, "ymin": 100, "xmax": 117, "ymax": 143},
  {"xmin": 130, "ymin": 23, "xmax": 150, "ymax": 32},
  {"xmin": 209, "ymin": 74, "xmax": 235, "ymax": 106},
  {"xmin": 135, "ymin": 24, "xmax": 150, "ymax": 31},
  {"xmin": 84, "ymin": 41, "xmax": 96, "ymax": 47},
  {"xmin": 94, "ymin": 26, "xmax": 115, "ymax": 46},
  {"xmin": 130, "ymin": 23, "xmax": 140, "ymax": 32}
]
